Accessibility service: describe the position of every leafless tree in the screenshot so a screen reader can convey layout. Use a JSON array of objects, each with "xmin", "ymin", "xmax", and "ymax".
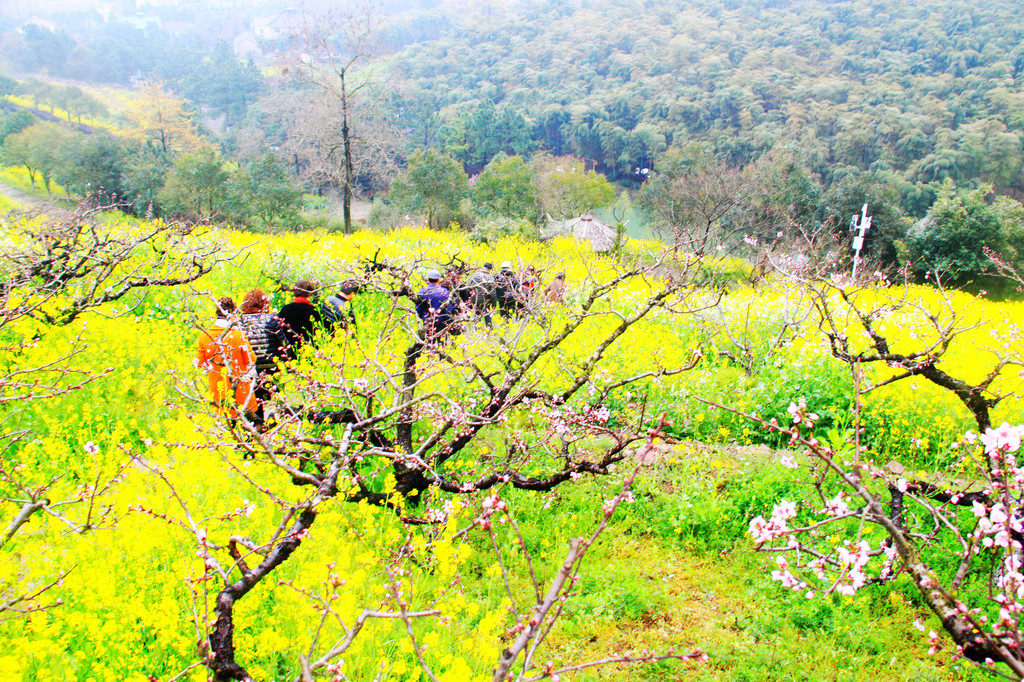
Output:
[
  {"xmin": 279, "ymin": 9, "xmax": 402, "ymax": 232},
  {"xmin": 786, "ymin": 267, "xmax": 1023, "ymax": 435},
  {"xmin": 702, "ymin": 280, "xmax": 814, "ymax": 376},
  {"xmin": 712, "ymin": 263, "xmax": 1024, "ymax": 677},
  {"xmin": 0, "ymin": 202, "xmax": 229, "ymax": 617},
  {"xmin": 985, "ymin": 246, "xmax": 1024, "ymax": 292},
  {"xmin": 723, "ymin": 395, "xmax": 1024, "ymax": 679},
  {"xmin": 155, "ymin": 249, "xmax": 717, "ymax": 679}
]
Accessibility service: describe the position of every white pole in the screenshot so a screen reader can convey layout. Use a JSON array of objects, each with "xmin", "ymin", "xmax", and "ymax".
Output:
[{"xmin": 851, "ymin": 204, "xmax": 871, "ymax": 279}]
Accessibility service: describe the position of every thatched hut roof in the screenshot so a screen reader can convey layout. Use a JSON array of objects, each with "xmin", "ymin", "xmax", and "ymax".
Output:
[{"xmin": 541, "ymin": 214, "xmax": 617, "ymax": 252}]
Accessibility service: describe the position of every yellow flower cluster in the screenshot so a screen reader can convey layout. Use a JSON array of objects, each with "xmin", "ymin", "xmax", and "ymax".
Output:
[{"xmin": 2, "ymin": 210, "xmax": 1022, "ymax": 679}]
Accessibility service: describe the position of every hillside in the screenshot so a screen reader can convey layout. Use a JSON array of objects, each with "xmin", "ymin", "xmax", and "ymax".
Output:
[{"xmin": 389, "ymin": 0, "xmax": 1024, "ymax": 213}]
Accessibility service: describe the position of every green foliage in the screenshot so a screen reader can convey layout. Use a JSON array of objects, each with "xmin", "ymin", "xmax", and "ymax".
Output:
[
  {"xmin": 471, "ymin": 153, "xmax": 539, "ymax": 221},
  {"xmin": 178, "ymin": 40, "xmax": 263, "ymax": 125},
  {"xmin": 442, "ymin": 101, "xmax": 533, "ymax": 171},
  {"xmin": 0, "ymin": 26, "xmax": 262, "ymax": 121},
  {"xmin": 815, "ymin": 169, "xmax": 910, "ymax": 267},
  {"xmin": 367, "ymin": 197, "xmax": 407, "ymax": 230},
  {"xmin": 0, "ymin": 110, "xmax": 34, "ymax": 145},
  {"xmin": 1, "ymin": 122, "xmax": 76, "ymax": 193},
  {"xmin": 54, "ymin": 133, "xmax": 128, "ymax": 203},
  {"xmin": 899, "ymin": 181, "xmax": 1024, "ymax": 279},
  {"xmin": 158, "ymin": 149, "xmax": 232, "ymax": 218},
  {"xmin": 0, "ymin": 73, "xmax": 15, "ymax": 97},
  {"xmin": 469, "ymin": 216, "xmax": 539, "ymax": 243},
  {"xmin": 119, "ymin": 143, "xmax": 171, "ymax": 217},
  {"xmin": 388, "ymin": 0, "xmax": 1024, "ymax": 200},
  {"xmin": 389, "ymin": 148, "xmax": 469, "ymax": 229},
  {"xmin": 242, "ymin": 152, "xmax": 302, "ymax": 228},
  {"xmin": 530, "ymin": 153, "xmax": 616, "ymax": 220}
]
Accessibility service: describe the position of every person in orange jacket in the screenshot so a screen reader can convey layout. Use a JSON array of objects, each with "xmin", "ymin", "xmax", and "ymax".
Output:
[{"xmin": 196, "ymin": 296, "xmax": 258, "ymax": 419}]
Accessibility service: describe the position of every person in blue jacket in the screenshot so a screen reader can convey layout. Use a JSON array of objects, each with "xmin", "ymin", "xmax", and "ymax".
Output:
[{"xmin": 415, "ymin": 269, "xmax": 457, "ymax": 340}]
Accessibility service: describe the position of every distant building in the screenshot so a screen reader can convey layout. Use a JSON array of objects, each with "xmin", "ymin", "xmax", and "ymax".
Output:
[
  {"xmin": 122, "ymin": 14, "xmax": 161, "ymax": 30},
  {"xmin": 252, "ymin": 8, "xmax": 304, "ymax": 41},
  {"xmin": 233, "ymin": 30, "xmax": 260, "ymax": 60},
  {"xmin": 542, "ymin": 214, "xmax": 618, "ymax": 252}
]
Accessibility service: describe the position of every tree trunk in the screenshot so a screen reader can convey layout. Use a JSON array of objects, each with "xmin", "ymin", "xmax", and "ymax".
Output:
[{"xmin": 340, "ymin": 68, "xmax": 354, "ymax": 235}]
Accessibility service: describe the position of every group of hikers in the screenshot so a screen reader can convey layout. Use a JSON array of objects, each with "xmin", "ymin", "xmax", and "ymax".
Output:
[
  {"xmin": 417, "ymin": 260, "xmax": 566, "ymax": 336},
  {"xmin": 196, "ymin": 261, "xmax": 566, "ymax": 423},
  {"xmin": 195, "ymin": 280, "xmax": 355, "ymax": 423}
]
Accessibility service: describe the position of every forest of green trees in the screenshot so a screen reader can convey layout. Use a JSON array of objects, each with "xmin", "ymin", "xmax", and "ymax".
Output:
[
  {"xmin": 391, "ymin": 0, "xmax": 1024, "ymax": 200},
  {"xmin": 1, "ymin": 0, "xmax": 1023, "ymax": 281}
]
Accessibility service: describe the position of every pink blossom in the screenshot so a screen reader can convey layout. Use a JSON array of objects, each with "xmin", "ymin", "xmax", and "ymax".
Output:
[
  {"xmin": 807, "ymin": 557, "xmax": 827, "ymax": 580},
  {"xmin": 823, "ymin": 493, "xmax": 848, "ymax": 516},
  {"xmin": 927, "ymin": 631, "xmax": 941, "ymax": 655},
  {"xmin": 772, "ymin": 499, "xmax": 797, "ymax": 523},
  {"xmin": 749, "ymin": 515, "xmax": 786, "ymax": 544},
  {"xmin": 748, "ymin": 516, "xmax": 770, "ymax": 540},
  {"xmin": 980, "ymin": 423, "xmax": 1023, "ymax": 455},
  {"xmin": 835, "ymin": 569, "xmax": 866, "ymax": 596},
  {"xmin": 771, "ymin": 556, "xmax": 799, "ymax": 587},
  {"xmin": 779, "ymin": 455, "xmax": 799, "ymax": 469}
]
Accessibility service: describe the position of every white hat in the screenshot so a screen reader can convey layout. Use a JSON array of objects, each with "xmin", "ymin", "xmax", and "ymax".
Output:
[{"xmin": 501, "ymin": 261, "xmax": 512, "ymax": 269}]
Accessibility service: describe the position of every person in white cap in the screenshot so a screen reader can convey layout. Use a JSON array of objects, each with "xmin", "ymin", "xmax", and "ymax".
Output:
[
  {"xmin": 415, "ymin": 268, "xmax": 456, "ymax": 340},
  {"xmin": 495, "ymin": 261, "xmax": 520, "ymax": 318}
]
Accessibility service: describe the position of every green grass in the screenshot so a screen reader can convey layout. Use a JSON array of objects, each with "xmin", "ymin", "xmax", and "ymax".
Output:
[{"xmin": 486, "ymin": 443, "xmax": 987, "ymax": 681}]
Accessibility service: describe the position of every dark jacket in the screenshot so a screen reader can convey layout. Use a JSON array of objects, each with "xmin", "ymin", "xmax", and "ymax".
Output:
[
  {"xmin": 322, "ymin": 294, "xmax": 357, "ymax": 330},
  {"xmin": 416, "ymin": 283, "xmax": 456, "ymax": 337},
  {"xmin": 273, "ymin": 299, "xmax": 321, "ymax": 358},
  {"xmin": 496, "ymin": 270, "xmax": 520, "ymax": 310},
  {"xmin": 467, "ymin": 270, "xmax": 497, "ymax": 310}
]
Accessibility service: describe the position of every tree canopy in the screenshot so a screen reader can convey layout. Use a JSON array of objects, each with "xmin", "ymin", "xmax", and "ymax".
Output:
[{"xmin": 387, "ymin": 0, "xmax": 1024, "ymax": 211}]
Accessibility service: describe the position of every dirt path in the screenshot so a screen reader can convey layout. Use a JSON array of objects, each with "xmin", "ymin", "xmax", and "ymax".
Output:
[{"xmin": 0, "ymin": 180, "xmax": 48, "ymax": 210}]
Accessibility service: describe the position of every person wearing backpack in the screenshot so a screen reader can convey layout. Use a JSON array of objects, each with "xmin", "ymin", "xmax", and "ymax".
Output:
[
  {"xmin": 238, "ymin": 288, "xmax": 280, "ymax": 421},
  {"xmin": 273, "ymin": 280, "xmax": 323, "ymax": 360},
  {"xmin": 416, "ymin": 269, "xmax": 457, "ymax": 341},
  {"xmin": 495, "ymin": 261, "xmax": 521, "ymax": 318},
  {"xmin": 196, "ymin": 297, "xmax": 258, "ymax": 421},
  {"xmin": 466, "ymin": 262, "xmax": 496, "ymax": 329},
  {"xmin": 321, "ymin": 282, "xmax": 358, "ymax": 334}
]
